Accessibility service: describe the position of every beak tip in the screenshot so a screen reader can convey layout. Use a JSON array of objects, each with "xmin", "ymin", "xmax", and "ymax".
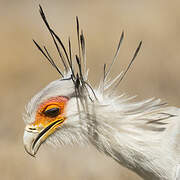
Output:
[
  {"xmin": 23, "ymin": 130, "xmax": 38, "ymax": 157},
  {"xmin": 24, "ymin": 144, "xmax": 36, "ymax": 158}
]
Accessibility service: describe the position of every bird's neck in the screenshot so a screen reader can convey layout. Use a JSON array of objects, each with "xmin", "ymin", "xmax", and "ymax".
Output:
[{"xmin": 85, "ymin": 96, "xmax": 176, "ymax": 180}]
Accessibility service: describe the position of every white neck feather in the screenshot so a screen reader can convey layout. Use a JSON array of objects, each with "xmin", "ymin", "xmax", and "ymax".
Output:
[{"xmin": 85, "ymin": 94, "xmax": 178, "ymax": 180}]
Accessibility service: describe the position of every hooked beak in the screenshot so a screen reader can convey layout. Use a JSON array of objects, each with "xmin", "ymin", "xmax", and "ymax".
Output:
[{"xmin": 23, "ymin": 119, "xmax": 64, "ymax": 157}]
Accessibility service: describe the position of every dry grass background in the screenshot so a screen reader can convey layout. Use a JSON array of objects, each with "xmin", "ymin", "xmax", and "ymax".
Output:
[{"xmin": 1, "ymin": 0, "xmax": 180, "ymax": 179}]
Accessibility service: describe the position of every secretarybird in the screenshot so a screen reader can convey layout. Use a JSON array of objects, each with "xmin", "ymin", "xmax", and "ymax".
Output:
[{"xmin": 23, "ymin": 6, "xmax": 180, "ymax": 180}]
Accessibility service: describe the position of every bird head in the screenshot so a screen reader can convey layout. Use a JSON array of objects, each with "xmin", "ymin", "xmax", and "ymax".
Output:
[{"xmin": 23, "ymin": 75, "xmax": 88, "ymax": 157}]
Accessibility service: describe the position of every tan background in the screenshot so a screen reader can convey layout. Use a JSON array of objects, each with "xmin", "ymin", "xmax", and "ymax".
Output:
[{"xmin": 1, "ymin": 0, "xmax": 180, "ymax": 179}]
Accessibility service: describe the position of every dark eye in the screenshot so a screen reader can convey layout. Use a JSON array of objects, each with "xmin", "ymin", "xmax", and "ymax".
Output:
[{"xmin": 43, "ymin": 107, "xmax": 60, "ymax": 117}]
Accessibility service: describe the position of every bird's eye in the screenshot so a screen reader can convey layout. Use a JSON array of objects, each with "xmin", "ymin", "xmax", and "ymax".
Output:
[{"xmin": 43, "ymin": 107, "xmax": 60, "ymax": 118}]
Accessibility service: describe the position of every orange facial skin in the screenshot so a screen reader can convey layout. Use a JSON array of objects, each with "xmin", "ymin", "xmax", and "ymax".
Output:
[{"xmin": 33, "ymin": 96, "xmax": 69, "ymax": 129}]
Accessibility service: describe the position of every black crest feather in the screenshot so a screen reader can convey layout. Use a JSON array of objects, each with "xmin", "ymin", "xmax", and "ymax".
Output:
[
  {"xmin": 33, "ymin": 5, "xmax": 142, "ymax": 101},
  {"xmin": 34, "ymin": 5, "xmax": 97, "ymax": 102}
]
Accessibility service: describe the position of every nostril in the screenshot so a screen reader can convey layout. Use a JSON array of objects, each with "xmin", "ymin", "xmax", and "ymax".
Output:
[
  {"xmin": 25, "ymin": 125, "xmax": 39, "ymax": 133},
  {"xmin": 29, "ymin": 127, "xmax": 36, "ymax": 130}
]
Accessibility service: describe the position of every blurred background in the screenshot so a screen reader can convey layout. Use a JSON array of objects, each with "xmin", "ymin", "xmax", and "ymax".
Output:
[{"xmin": 1, "ymin": 0, "xmax": 180, "ymax": 179}]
